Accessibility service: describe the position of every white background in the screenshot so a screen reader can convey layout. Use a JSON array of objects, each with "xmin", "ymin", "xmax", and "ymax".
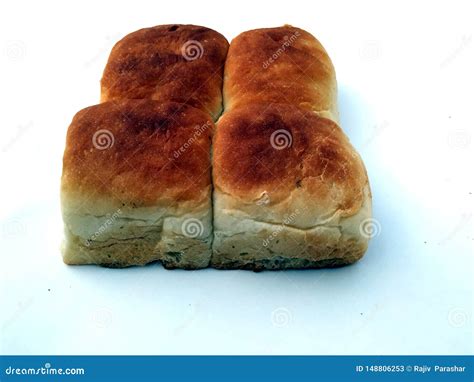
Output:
[{"xmin": 0, "ymin": 0, "xmax": 472, "ymax": 355}]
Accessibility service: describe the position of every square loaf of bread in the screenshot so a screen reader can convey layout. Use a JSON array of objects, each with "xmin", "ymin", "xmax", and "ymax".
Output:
[
  {"xmin": 61, "ymin": 100, "xmax": 214, "ymax": 269},
  {"xmin": 61, "ymin": 24, "xmax": 372, "ymax": 270},
  {"xmin": 211, "ymin": 26, "xmax": 372, "ymax": 270},
  {"xmin": 212, "ymin": 104, "xmax": 371, "ymax": 270}
]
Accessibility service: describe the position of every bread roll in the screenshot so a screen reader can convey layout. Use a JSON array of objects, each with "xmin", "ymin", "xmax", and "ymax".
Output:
[
  {"xmin": 61, "ymin": 100, "xmax": 214, "ymax": 268},
  {"xmin": 212, "ymin": 27, "xmax": 371, "ymax": 270},
  {"xmin": 223, "ymin": 25, "xmax": 338, "ymax": 122},
  {"xmin": 101, "ymin": 25, "xmax": 229, "ymax": 121}
]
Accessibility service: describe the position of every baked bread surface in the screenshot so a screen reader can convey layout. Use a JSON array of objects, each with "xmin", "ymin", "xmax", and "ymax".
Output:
[
  {"xmin": 101, "ymin": 24, "xmax": 229, "ymax": 120},
  {"xmin": 212, "ymin": 104, "xmax": 371, "ymax": 270},
  {"xmin": 223, "ymin": 25, "xmax": 338, "ymax": 122},
  {"xmin": 61, "ymin": 100, "xmax": 213, "ymax": 268}
]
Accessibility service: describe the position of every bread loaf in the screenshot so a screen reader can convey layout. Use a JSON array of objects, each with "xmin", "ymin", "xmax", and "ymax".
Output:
[
  {"xmin": 223, "ymin": 25, "xmax": 339, "ymax": 122},
  {"xmin": 211, "ymin": 26, "xmax": 371, "ymax": 270},
  {"xmin": 101, "ymin": 24, "xmax": 229, "ymax": 121},
  {"xmin": 61, "ymin": 100, "xmax": 214, "ymax": 268},
  {"xmin": 61, "ymin": 24, "xmax": 372, "ymax": 270}
]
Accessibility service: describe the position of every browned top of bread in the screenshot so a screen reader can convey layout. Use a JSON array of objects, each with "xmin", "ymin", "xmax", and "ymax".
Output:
[
  {"xmin": 101, "ymin": 25, "xmax": 229, "ymax": 120},
  {"xmin": 213, "ymin": 104, "xmax": 368, "ymax": 218},
  {"xmin": 224, "ymin": 26, "xmax": 337, "ymax": 117},
  {"xmin": 62, "ymin": 100, "xmax": 213, "ymax": 209}
]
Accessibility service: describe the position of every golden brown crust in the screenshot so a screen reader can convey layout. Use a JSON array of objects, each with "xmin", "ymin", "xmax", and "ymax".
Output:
[
  {"xmin": 224, "ymin": 26, "xmax": 337, "ymax": 118},
  {"xmin": 213, "ymin": 104, "xmax": 368, "ymax": 217},
  {"xmin": 101, "ymin": 25, "xmax": 229, "ymax": 120},
  {"xmin": 61, "ymin": 100, "xmax": 213, "ymax": 208}
]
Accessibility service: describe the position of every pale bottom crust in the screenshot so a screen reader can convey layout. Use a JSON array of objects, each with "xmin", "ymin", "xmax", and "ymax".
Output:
[
  {"xmin": 211, "ymin": 232, "xmax": 367, "ymax": 271},
  {"xmin": 209, "ymin": 187, "xmax": 371, "ymax": 271},
  {"xmin": 62, "ymin": 226, "xmax": 212, "ymax": 269},
  {"xmin": 63, "ymin": 229, "xmax": 364, "ymax": 271},
  {"xmin": 62, "ymin": 208, "xmax": 368, "ymax": 271},
  {"xmin": 62, "ymin": 228, "xmax": 365, "ymax": 271}
]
